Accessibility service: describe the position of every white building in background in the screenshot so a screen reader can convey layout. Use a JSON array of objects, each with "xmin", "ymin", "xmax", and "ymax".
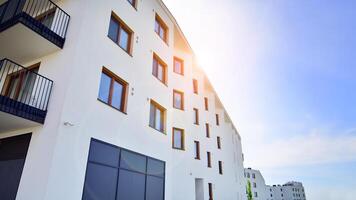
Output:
[
  {"xmin": 0, "ymin": 0, "xmax": 246, "ymax": 200},
  {"xmin": 267, "ymin": 182, "xmax": 306, "ymax": 200},
  {"xmin": 244, "ymin": 168, "xmax": 269, "ymax": 200}
]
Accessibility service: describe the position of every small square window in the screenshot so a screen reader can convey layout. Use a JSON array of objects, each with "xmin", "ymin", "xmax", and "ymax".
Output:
[
  {"xmin": 173, "ymin": 57, "xmax": 184, "ymax": 75},
  {"xmin": 172, "ymin": 128, "xmax": 184, "ymax": 150},
  {"xmin": 173, "ymin": 90, "xmax": 184, "ymax": 110}
]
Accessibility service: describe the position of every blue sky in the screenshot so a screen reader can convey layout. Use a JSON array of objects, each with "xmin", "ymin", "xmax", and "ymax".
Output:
[{"xmin": 163, "ymin": 0, "xmax": 356, "ymax": 199}]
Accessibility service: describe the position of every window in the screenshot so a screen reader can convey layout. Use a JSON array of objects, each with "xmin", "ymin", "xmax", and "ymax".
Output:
[
  {"xmin": 172, "ymin": 128, "xmax": 184, "ymax": 150},
  {"xmin": 127, "ymin": 0, "xmax": 137, "ymax": 8},
  {"xmin": 193, "ymin": 79, "xmax": 198, "ymax": 94},
  {"xmin": 155, "ymin": 14, "xmax": 168, "ymax": 43},
  {"xmin": 173, "ymin": 57, "xmax": 184, "ymax": 75},
  {"xmin": 149, "ymin": 100, "xmax": 166, "ymax": 133},
  {"xmin": 208, "ymin": 183, "xmax": 213, "ymax": 200},
  {"xmin": 193, "ymin": 108, "xmax": 199, "ymax": 125},
  {"xmin": 98, "ymin": 68, "xmax": 128, "ymax": 112},
  {"xmin": 152, "ymin": 53, "xmax": 167, "ymax": 84},
  {"xmin": 83, "ymin": 139, "xmax": 165, "ymax": 200},
  {"xmin": 247, "ymin": 173, "xmax": 250, "ymax": 178},
  {"xmin": 108, "ymin": 12, "xmax": 133, "ymax": 54},
  {"xmin": 253, "ymin": 182, "xmax": 257, "ymax": 188},
  {"xmin": 252, "ymin": 173, "xmax": 256, "ymax": 179},
  {"xmin": 217, "ymin": 136, "xmax": 221, "ymax": 149},
  {"xmin": 218, "ymin": 161, "xmax": 223, "ymax": 175},
  {"xmin": 204, "ymin": 97, "xmax": 209, "ymax": 111},
  {"xmin": 215, "ymin": 114, "xmax": 220, "ymax": 126},
  {"xmin": 205, "ymin": 123, "xmax": 210, "ymax": 138},
  {"xmin": 207, "ymin": 152, "xmax": 212, "ymax": 168},
  {"xmin": 254, "ymin": 192, "xmax": 258, "ymax": 197},
  {"xmin": 194, "ymin": 141, "xmax": 200, "ymax": 159},
  {"xmin": 173, "ymin": 90, "xmax": 184, "ymax": 110}
]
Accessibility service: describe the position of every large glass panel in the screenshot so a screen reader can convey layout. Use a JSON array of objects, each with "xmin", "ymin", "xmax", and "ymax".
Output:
[
  {"xmin": 147, "ymin": 158, "xmax": 164, "ymax": 177},
  {"xmin": 173, "ymin": 129, "xmax": 182, "ymax": 149},
  {"xmin": 82, "ymin": 163, "xmax": 117, "ymax": 200},
  {"xmin": 88, "ymin": 140, "xmax": 120, "ymax": 167},
  {"xmin": 108, "ymin": 18, "xmax": 119, "ymax": 43},
  {"xmin": 120, "ymin": 150, "xmax": 146, "ymax": 173},
  {"xmin": 146, "ymin": 176, "xmax": 164, "ymax": 200},
  {"xmin": 119, "ymin": 28, "xmax": 129, "ymax": 51},
  {"xmin": 117, "ymin": 170, "xmax": 145, "ymax": 200},
  {"xmin": 111, "ymin": 81, "xmax": 124, "ymax": 110},
  {"xmin": 98, "ymin": 73, "xmax": 111, "ymax": 103}
]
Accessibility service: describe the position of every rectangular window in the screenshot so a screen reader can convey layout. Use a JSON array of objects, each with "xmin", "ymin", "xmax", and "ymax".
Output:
[
  {"xmin": 204, "ymin": 97, "xmax": 209, "ymax": 111},
  {"xmin": 194, "ymin": 141, "xmax": 200, "ymax": 159},
  {"xmin": 205, "ymin": 123, "xmax": 210, "ymax": 138},
  {"xmin": 193, "ymin": 79, "xmax": 198, "ymax": 94},
  {"xmin": 208, "ymin": 183, "xmax": 213, "ymax": 200},
  {"xmin": 173, "ymin": 90, "xmax": 184, "ymax": 110},
  {"xmin": 252, "ymin": 173, "xmax": 256, "ymax": 179},
  {"xmin": 207, "ymin": 152, "xmax": 211, "ymax": 168},
  {"xmin": 217, "ymin": 136, "xmax": 221, "ymax": 149},
  {"xmin": 127, "ymin": 0, "xmax": 137, "ymax": 8},
  {"xmin": 152, "ymin": 54, "xmax": 167, "ymax": 84},
  {"xmin": 98, "ymin": 68, "xmax": 128, "ymax": 112},
  {"xmin": 108, "ymin": 12, "xmax": 133, "ymax": 54},
  {"xmin": 215, "ymin": 114, "xmax": 220, "ymax": 126},
  {"xmin": 193, "ymin": 108, "xmax": 199, "ymax": 125},
  {"xmin": 149, "ymin": 100, "xmax": 166, "ymax": 133},
  {"xmin": 173, "ymin": 57, "xmax": 184, "ymax": 75},
  {"xmin": 172, "ymin": 128, "xmax": 184, "ymax": 150},
  {"xmin": 253, "ymin": 182, "xmax": 257, "ymax": 188},
  {"xmin": 218, "ymin": 161, "xmax": 223, "ymax": 175},
  {"xmin": 254, "ymin": 192, "xmax": 258, "ymax": 197},
  {"xmin": 155, "ymin": 14, "xmax": 168, "ymax": 43}
]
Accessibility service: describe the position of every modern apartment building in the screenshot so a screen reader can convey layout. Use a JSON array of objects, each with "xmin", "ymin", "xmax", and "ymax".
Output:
[
  {"xmin": 244, "ymin": 168, "xmax": 307, "ymax": 200},
  {"xmin": 267, "ymin": 182, "xmax": 306, "ymax": 200},
  {"xmin": 0, "ymin": 0, "xmax": 246, "ymax": 200},
  {"xmin": 244, "ymin": 168, "xmax": 269, "ymax": 200}
]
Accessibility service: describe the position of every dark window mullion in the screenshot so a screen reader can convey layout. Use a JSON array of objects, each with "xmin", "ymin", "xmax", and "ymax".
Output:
[{"xmin": 108, "ymin": 78, "xmax": 114, "ymax": 105}]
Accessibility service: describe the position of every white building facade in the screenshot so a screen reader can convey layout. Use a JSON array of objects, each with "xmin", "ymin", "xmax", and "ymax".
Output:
[
  {"xmin": 244, "ymin": 168, "xmax": 269, "ymax": 200},
  {"xmin": 0, "ymin": 0, "xmax": 246, "ymax": 200},
  {"xmin": 267, "ymin": 182, "xmax": 306, "ymax": 200}
]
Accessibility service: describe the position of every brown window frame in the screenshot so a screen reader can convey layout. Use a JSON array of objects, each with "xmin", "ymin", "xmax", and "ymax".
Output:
[
  {"xmin": 217, "ymin": 136, "xmax": 221, "ymax": 149},
  {"xmin": 193, "ymin": 108, "xmax": 199, "ymax": 125},
  {"xmin": 172, "ymin": 127, "xmax": 185, "ymax": 150},
  {"xmin": 127, "ymin": 0, "xmax": 137, "ymax": 9},
  {"xmin": 98, "ymin": 67, "xmax": 129, "ymax": 113},
  {"xmin": 194, "ymin": 141, "xmax": 200, "ymax": 160},
  {"xmin": 208, "ymin": 183, "xmax": 213, "ymax": 200},
  {"xmin": 218, "ymin": 161, "xmax": 223, "ymax": 175},
  {"xmin": 205, "ymin": 123, "xmax": 210, "ymax": 138},
  {"xmin": 155, "ymin": 14, "xmax": 168, "ymax": 43},
  {"xmin": 193, "ymin": 79, "xmax": 198, "ymax": 94},
  {"xmin": 149, "ymin": 99, "xmax": 166, "ymax": 134},
  {"xmin": 173, "ymin": 57, "xmax": 184, "ymax": 75},
  {"xmin": 207, "ymin": 151, "xmax": 212, "ymax": 168},
  {"xmin": 108, "ymin": 12, "xmax": 134, "ymax": 55},
  {"xmin": 215, "ymin": 114, "xmax": 220, "ymax": 126},
  {"xmin": 152, "ymin": 53, "xmax": 168, "ymax": 85},
  {"xmin": 173, "ymin": 89, "xmax": 184, "ymax": 110},
  {"xmin": 204, "ymin": 97, "xmax": 209, "ymax": 111}
]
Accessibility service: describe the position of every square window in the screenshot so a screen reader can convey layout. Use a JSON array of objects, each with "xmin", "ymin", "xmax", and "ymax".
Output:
[
  {"xmin": 172, "ymin": 128, "xmax": 184, "ymax": 150},
  {"xmin": 98, "ymin": 68, "xmax": 128, "ymax": 112},
  {"xmin": 173, "ymin": 90, "xmax": 184, "ymax": 110},
  {"xmin": 173, "ymin": 57, "xmax": 184, "ymax": 75},
  {"xmin": 108, "ymin": 13, "xmax": 133, "ymax": 54},
  {"xmin": 152, "ymin": 54, "xmax": 167, "ymax": 84},
  {"xmin": 149, "ymin": 100, "xmax": 166, "ymax": 133},
  {"xmin": 147, "ymin": 158, "xmax": 165, "ymax": 177}
]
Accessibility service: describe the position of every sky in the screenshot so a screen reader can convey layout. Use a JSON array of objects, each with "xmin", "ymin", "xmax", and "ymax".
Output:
[{"xmin": 162, "ymin": 0, "xmax": 356, "ymax": 199}]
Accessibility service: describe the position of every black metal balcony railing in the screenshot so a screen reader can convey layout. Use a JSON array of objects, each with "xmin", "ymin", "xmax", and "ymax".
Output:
[
  {"xmin": 0, "ymin": 0, "xmax": 70, "ymax": 48},
  {"xmin": 0, "ymin": 59, "xmax": 53, "ymax": 123}
]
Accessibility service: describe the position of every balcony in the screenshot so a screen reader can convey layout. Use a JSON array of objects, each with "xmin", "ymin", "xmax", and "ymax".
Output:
[
  {"xmin": 0, "ymin": 0, "xmax": 70, "ymax": 63},
  {"xmin": 0, "ymin": 58, "xmax": 53, "ymax": 132}
]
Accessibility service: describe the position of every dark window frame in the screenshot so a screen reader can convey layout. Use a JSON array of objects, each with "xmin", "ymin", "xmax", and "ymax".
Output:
[
  {"xmin": 205, "ymin": 123, "xmax": 210, "ymax": 138},
  {"xmin": 193, "ymin": 108, "xmax": 199, "ymax": 125},
  {"xmin": 204, "ymin": 97, "xmax": 209, "ymax": 111},
  {"xmin": 98, "ymin": 67, "xmax": 129, "ymax": 113},
  {"xmin": 218, "ymin": 161, "xmax": 223, "ymax": 175},
  {"xmin": 127, "ymin": 0, "xmax": 137, "ymax": 9},
  {"xmin": 215, "ymin": 114, "xmax": 220, "ymax": 126},
  {"xmin": 208, "ymin": 183, "xmax": 213, "ymax": 200},
  {"xmin": 217, "ymin": 136, "xmax": 221, "ymax": 149},
  {"xmin": 194, "ymin": 141, "xmax": 200, "ymax": 160},
  {"xmin": 207, "ymin": 152, "xmax": 212, "ymax": 168}
]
